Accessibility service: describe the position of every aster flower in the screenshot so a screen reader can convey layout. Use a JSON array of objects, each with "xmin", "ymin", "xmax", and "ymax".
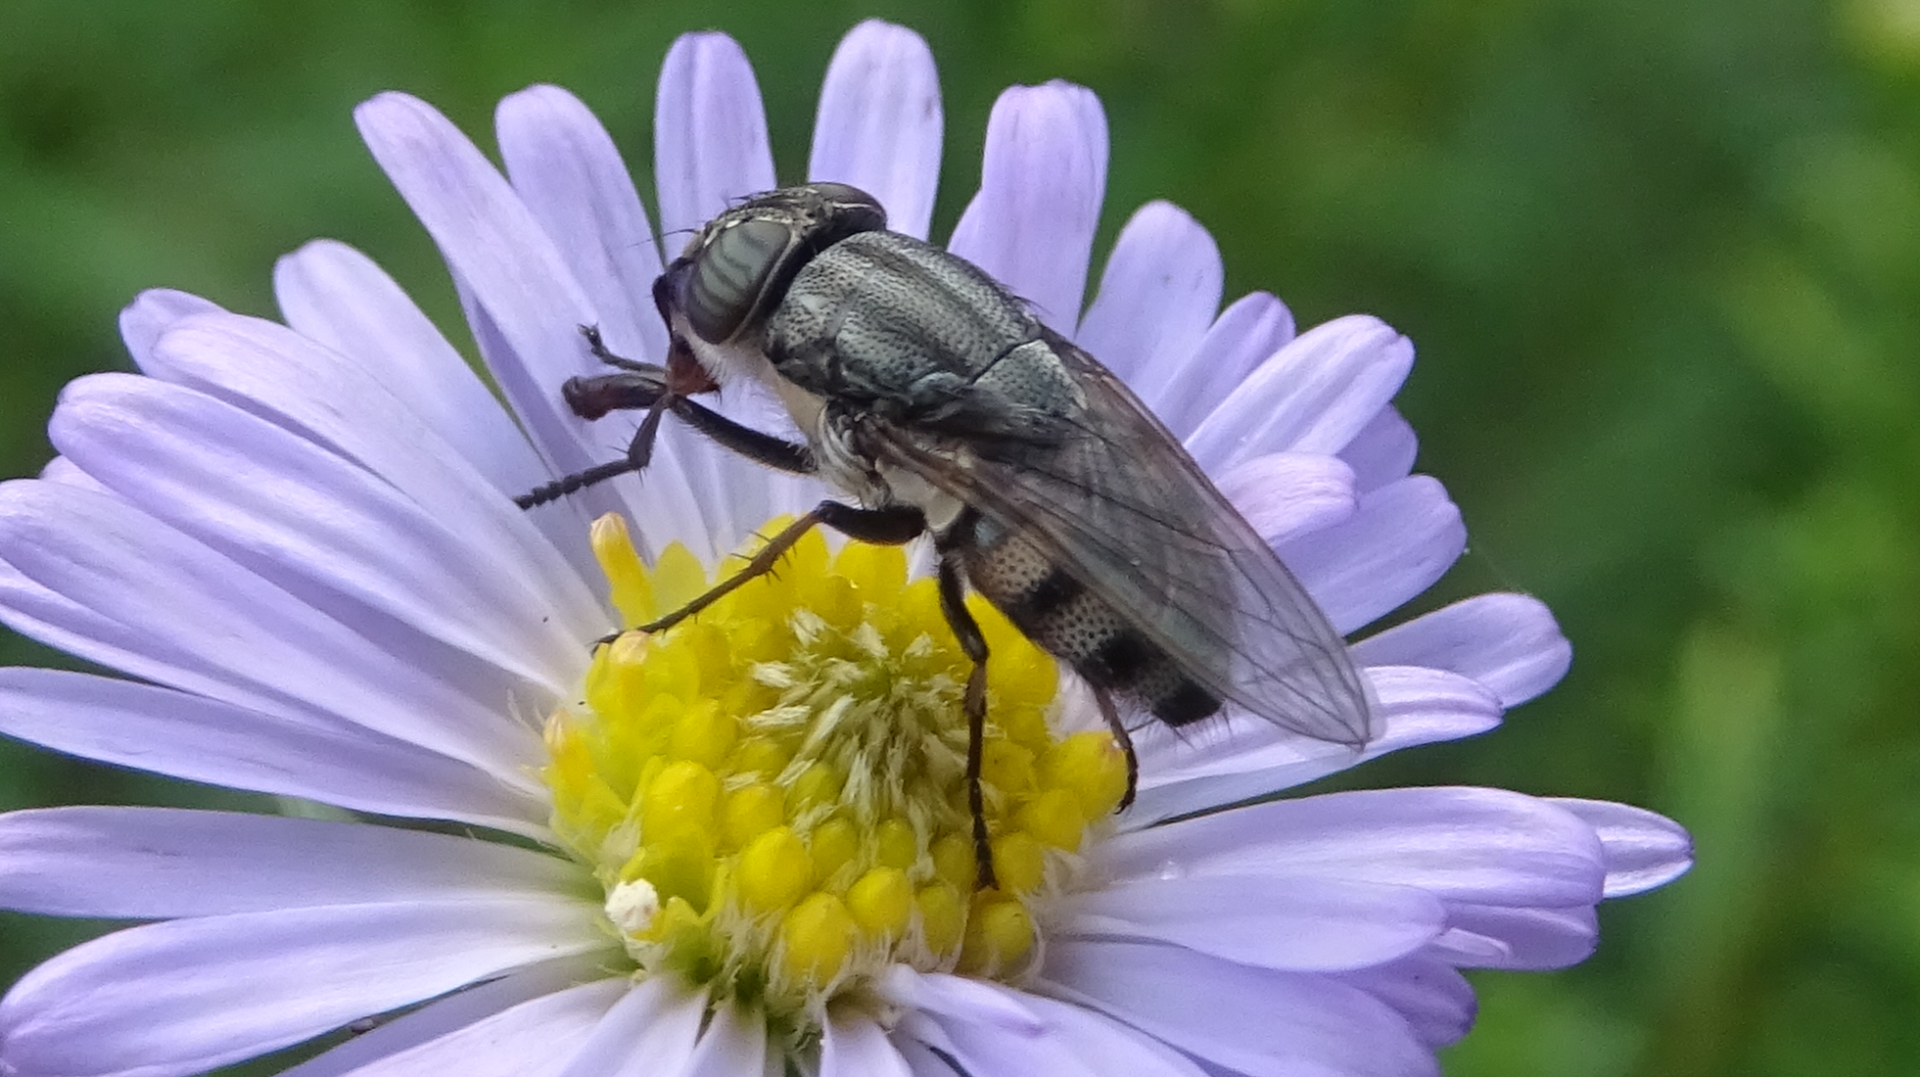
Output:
[{"xmin": 0, "ymin": 19, "xmax": 1689, "ymax": 1077}]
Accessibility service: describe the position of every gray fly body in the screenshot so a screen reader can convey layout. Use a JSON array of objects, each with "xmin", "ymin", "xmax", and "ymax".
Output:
[{"xmin": 520, "ymin": 182, "xmax": 1374, "ymax": 887}]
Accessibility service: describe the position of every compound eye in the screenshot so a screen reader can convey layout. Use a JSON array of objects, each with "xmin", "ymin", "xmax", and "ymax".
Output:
[{"xmin": 685, "ymin": 216, "xmax": 791, "ymax": 343}]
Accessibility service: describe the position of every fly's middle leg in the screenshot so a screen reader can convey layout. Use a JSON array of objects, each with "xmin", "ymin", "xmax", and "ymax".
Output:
[
  {"xmin": 635, "ymin": 501, "xmax": 926, "ymax": 636},
  {"xmin": 936, "ymin": 553, "xmax": 998, "ymax": 891},
  {"xmin": 1090, "ymin": 686, "xmax": 1139, "ymax": 812}
]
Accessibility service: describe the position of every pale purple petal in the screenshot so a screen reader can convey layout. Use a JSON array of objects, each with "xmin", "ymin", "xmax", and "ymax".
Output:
[
  {"xmin": 821, "ymin": 1009, "xmax": 913, "ymax": 1077},
  {"xmin": 895, "ymin": 981, "xmax": 1099, "ymax": 1077},
  {"xmin": 1060, "ymin": 873, "xmax": 1445, "ymax": 972},
  {"xmin": 1551, "ymin": 798, "xmax": 1693, "ymax": 897},
  {"xmin": 278, "ymin": 957, "xmax": 613, "ymax": 1077},
  {"xmin": 1352, "ymin": 593, "xmax": 1570, "ymax": 708},
  {"xmin": 298, "ymin": 978, "xmax": 627, "ymax": 1077},
  {"xmin": 0, "ymin": 479, "xmax": 541, "ymax": 779},
  {"xmin": 0, "ymin": 807, "xmax": 581, "ymax": 918},
  {"xmin": 1335, "ymin": 958, "xmax": 1476, "ymax": 1049},
  {"xmin": 50, "ymin": 374, "xmax": 585, "ymax": 699},
  {"xmin": 143, "ymin": 314, "xmax": 607, "ymax": 640},
  {"xmin": 1436, "ymin": 904, "xmax": 1597, "ymax": 970},
  {"xmin": 1041, "ymin": 940, "xmax": 1435, "ymax": 1077},
  {"xmin": 354, "ymin": 92, "xmax": 658, "ymax": 556},
  {"xmin": 498, "ymin": 87, "xmax": 737, "ymax": 556},
  {"xmin": 1075, "ymin": 201, "xmax": 1223, "ymax": 401},
  {"xmin": 0, "ymin": 900, "xmax": 608, "ymax": 1077},
  {"xmin": 1280, "ymin": 475, "xmax": 1465, "ymax": 634},
  {"xmin": 947, "ymin": 82, "xmax": 1107, "ymax": 331},
  {"xmin": 1421, "ymin": 926, "xmax": 1511, "ymax": 967},
  {"xmin": 498, "ymin": 84, "xmax": 668, "ymax": 362},
  {"xmin": 809, "ymin": 21, "xmax": 942, "ymax": 240},
  {"xmin": 1214, "ymin": 452, "xmax": 1357, "ymax": 547},
  {"xmin": 34, "ymin": 456, "xmax": 99, "ymax": 491},
  {"xmin": 1340, "ymin": 405, "xmax": 1419, "ymax": 493},
  {"xmin": 3, "ymin": 534, "xmax": 334, "ymax": 718},
  {"xmin": 1014, "ymin": 995, "xmax": 1210, "ymax": 1077},
  {"xmin": 897, "ymin": 1038, "xmax": 961, "ymax": 1077},
  {"xmin": 119, "ymin": 289, "xmax": 221, "ymax": 373},
  {"xmin": 0, "ymin": 666, "xmax": 545, "ymax": 839},
  {"xmin": 555, "ymin": 977, "xmax": 707, "ymax": 1077},
  {"xmin": 880, "ymin": 967, "xmax": 1044, "ymax": 1035},
  {"xmin": 1155, "ymin": 291, "xmax": 1295, "ymax": 439},
  {"xmin": 1127, "ymin": 666, "xmax": 1502, "ymax": 824},
  {"xmin": 683, "ymin": 1002, "xmax": 767, "ymax": 1077},
  {"xmin": 1105, "ymin": 787, "xmax": 1606, "ymax": 909},
  {"xmin": 1185, "ymin": 315, "xmax": 1413, "ymax": 473},
  {"xmin": 654, "ymin": 33, "xmax": 777, "ymax": 242},
  {"xmin": 272, "ymin": 240, "xmax": 554, "ymax": 505},
  {"xmin": 655, "ymin": 34, "xmax": 851, "ymax": 550}
]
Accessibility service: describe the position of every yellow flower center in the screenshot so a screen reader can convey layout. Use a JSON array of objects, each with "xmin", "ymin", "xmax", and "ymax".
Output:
[{"xmin": 543, "ymin": 514, "xmax": 1129, "ymax": 1020}]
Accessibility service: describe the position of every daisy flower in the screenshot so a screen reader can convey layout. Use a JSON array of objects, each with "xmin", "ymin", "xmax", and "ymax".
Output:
[{"xmin": 0, "ymin": 20, "xmax": 1690, "ymax": 1077}]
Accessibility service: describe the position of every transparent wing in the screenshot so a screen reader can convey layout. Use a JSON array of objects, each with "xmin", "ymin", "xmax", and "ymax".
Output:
[{"xmin": 862, "ymin": 333, "xmax": 1374, "ymax": 746}]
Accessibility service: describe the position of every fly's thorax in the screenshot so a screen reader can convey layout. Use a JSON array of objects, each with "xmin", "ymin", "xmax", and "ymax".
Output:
[
  {"xmin": 765, "ymin": 232, "xmax": 1037, "ymax": 404},
  {"xmin": 956, "ymin": 512, "xmax": 1222, "ymax": 727}
]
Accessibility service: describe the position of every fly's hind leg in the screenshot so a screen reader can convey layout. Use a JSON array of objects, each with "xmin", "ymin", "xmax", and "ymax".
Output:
[
  {"xmin": 1089, "ymin": 686, "xmax": 1139, "ymax": 812},
  {"xmin": 936, "ymin": 553, "xmax": 998, "ymax": 891}
]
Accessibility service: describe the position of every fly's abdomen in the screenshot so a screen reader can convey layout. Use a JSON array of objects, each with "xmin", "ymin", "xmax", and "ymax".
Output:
[{"xmin": 956, "ymin": 516, "xmax": 1220, "ymax": 727}]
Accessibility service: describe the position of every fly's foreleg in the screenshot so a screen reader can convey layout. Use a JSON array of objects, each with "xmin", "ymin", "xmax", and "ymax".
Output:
[
  {"xmin": 515, "ymin": 387, "xmax": 670, "ymax": 509},
  {"xmin": 517, "ymin": 326, "xmax": 815, "ymax": 508},
  {"xmin": 581, "ymin": 323, "xmax": 657, "ymax": 373}
]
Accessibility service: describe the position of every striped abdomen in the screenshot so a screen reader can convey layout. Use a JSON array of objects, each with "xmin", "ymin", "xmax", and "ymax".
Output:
[{"xmin": 951, "ymin": 512, "xmax": 1219, "ymax": 726}]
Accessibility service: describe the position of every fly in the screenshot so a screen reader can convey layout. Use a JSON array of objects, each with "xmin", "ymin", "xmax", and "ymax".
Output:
[{"xmin": 519, "ymin": 182, "xmax": 1374, "ymax": 887}]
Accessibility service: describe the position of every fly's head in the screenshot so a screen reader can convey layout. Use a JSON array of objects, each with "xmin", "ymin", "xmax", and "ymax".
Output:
[{"xmin": 653, "ymin": 183, "xmax": 886, "ymax": 385}]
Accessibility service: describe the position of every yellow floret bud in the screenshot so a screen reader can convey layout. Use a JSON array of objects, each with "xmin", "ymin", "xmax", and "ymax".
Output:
[
  {"xmin": 669, "ymin": 701, "xmax": 736, "ymax": 769},
  {"xmin": 729, "ymin": 737, "xmax": 790, "ymax": 780},
  {"xmin": 780, "ymin": 892, "xmax": 856, "ymax": 985},
  {"xmin": 738, "ymin": 827, "xmax": 811, "ymax": 913},
  {"xmin": 641, "ymin": 760, "xmax": 720, "ymax": 845},
  {"xmin": 959, "ymin": 895, "xmax": 1034, "ymax": 975},
  {"xmin": 549, "ymin": 511, "xmax": 1105, "ymax": 1018},
  {"xmin": 988, "ymin": 831, "xmax": 1046, "ymax": 895},
  {"xmin": 584, "ymin": 634, "xmax": 652, "ymax": 725},
  {"xmin": 916, "ymin": 884, "xmax": 966, "ymax": 958},
  {"xmin": 633, "ymin": 839, "xmax": 713, "ymax": 912},
  {"xmin": 873, "ymin": 818, "xmax": 919, "ymax": 869},
  {"xmin": 809, "ymin": 816, "xmax": 859, "ymax": 887},
  {"xmin": 846, "ymin": 867, "xmax": 913, "ymax": 939},
  {"xmin": 980, "ymin": 739, "xmax": 1036, "ymax": 797},
  {"xmin": 1045, "ymin": 731, "xmax": 1130, "ymax": 818},
  {"xmin": 590, "ymin": 513, "xmax": 655, "ymax": 626},
  {"xmin": 786, "ymin": 762, "xmax": 843, "ymax": 813},
  {"xmin": 721, "ymin": 783, "xmax": 786, "ymax": 851},
  {"xmin": 650, "ymin": 543, "xmax": 709, "ymax": 615},
  {"xmin": 1017, "ymin": 788, "xmax": 1087, "ymax": 850},
  {"xmin": 835, "ymin": 540, "xmax": 899, "ymax": 599},
  {"xmin": 929, "ymin": 833, "xmax": 977, "ymax": 890}
]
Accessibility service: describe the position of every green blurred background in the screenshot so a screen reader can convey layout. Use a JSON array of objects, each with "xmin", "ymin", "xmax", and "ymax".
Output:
[{"xmin": 2, "ymin": 0, "xmax": 1916, "ymax": 1073}]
